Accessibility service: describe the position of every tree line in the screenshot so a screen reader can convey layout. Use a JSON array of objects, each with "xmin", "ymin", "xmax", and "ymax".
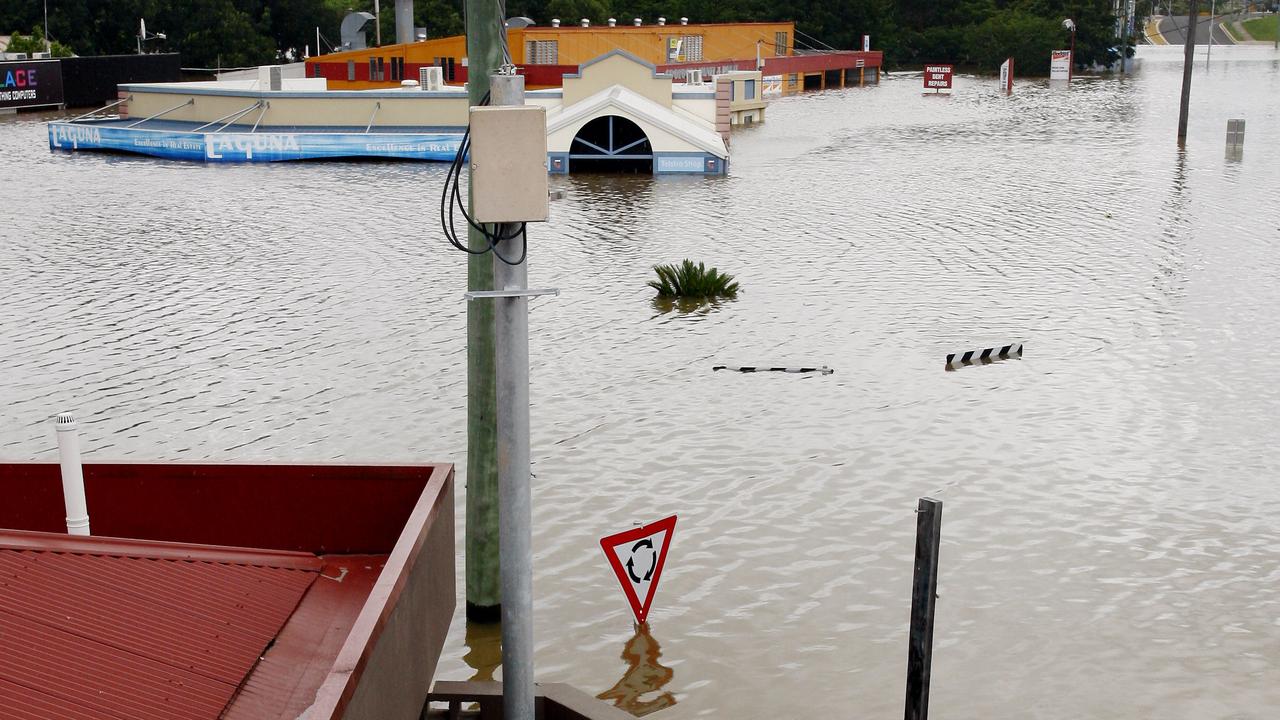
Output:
[{"xmin": 3, "ymin": 0, "xmax": 1131, "ymax": 73}]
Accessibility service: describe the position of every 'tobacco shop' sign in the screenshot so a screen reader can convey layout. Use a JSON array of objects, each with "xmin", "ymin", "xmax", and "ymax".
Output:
[{"xmin": 923, "ymin": 64, "xmax": 953, "ymax": 91}]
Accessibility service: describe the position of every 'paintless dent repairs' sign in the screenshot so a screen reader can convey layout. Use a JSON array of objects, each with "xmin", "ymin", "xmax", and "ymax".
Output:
[
  {"xmin": 923, "ymin": 64, "xmax": 953, "ymax": 90},
  {"xmin": 0, "ymin": 60, "xmax": 63, "ymax": 110}
]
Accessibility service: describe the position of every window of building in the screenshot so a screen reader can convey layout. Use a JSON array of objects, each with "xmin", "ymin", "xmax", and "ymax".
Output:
[
  {"xmin": 683, "ymin": 35, "xmax": 704, "ymax": 62},
  {"xmin": 729, "ymin": 81, "xmax": 735, "ymax": 100},
  {"xmin": 745, "ymin": 79, "xmax": 756, "ymax": 99},
  {"xmin": 347, "ymin": 60, "xmax": 355, "ymax": 81},
  {"xmin": 525, "ymin": 40, "xmax": 559, "ymax": 65},
  {"xmin": 378, "ymin": 57, "xmax": 386, "ymax": 81},
  {"xmin": 368, "ymin": 57, "xmax": 377, "ymax": 80},
  {"xmin": 775, "ymin": 32, "xmax": 788, "ymax": 56},
  {"xmin": 391, "ymin": 57, "xmax": 404, "ymax": 81}
]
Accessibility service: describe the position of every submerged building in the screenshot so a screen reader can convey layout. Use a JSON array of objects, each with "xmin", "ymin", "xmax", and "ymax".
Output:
[{"xmin": 304, "ymin": 19, "xmax": 881, "ymax": 95}]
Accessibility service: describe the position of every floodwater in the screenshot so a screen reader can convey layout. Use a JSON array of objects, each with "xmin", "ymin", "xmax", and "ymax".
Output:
[{"xmin": 3, "ymin": 45, "xmax": 1279, "ymax": 719}]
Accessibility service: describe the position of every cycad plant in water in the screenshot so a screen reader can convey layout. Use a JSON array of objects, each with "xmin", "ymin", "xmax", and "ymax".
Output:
[{"xmin": 647, "ymin": 260, "xmax": 739, "ymax": 300}]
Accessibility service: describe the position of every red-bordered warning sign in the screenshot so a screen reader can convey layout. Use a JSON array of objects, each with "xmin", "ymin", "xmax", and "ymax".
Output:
[{"xmin": 600, "ymin": 515, "xmax": 677, "ymax": 623}]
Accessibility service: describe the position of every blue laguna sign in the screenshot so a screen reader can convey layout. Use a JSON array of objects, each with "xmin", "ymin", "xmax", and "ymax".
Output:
[{"xmin": 47, "ymin": 121, "xmax": 462, "ymax": 163}]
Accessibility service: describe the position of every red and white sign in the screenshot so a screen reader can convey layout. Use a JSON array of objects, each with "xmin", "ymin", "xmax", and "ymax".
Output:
[
  {"xmin": 1050, "ymin": 50, "xmax": 1072, "ymax": 82},
  {"xmin": 999, "ymin": 57, "xmax": 1013, "ymax": 95},
  {"xmin": 923, "ymin": 64, "xmax": 953, "ymax": 91},
  {"xmin": 600, "ymin": 515, "xmax": 676, "ymax": 623}
]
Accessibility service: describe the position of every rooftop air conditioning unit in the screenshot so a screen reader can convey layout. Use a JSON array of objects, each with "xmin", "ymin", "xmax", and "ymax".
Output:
[
  {"xmin": 33, "ymin": 52, "xmax": 51, "ymax": 59},
  {"xmin": 419, "ymin": 66, "xmax": 444, "ymax": 90},
  {"xmin": 257, "ymin": 65, "xmax": 283, "ymax": 91}
]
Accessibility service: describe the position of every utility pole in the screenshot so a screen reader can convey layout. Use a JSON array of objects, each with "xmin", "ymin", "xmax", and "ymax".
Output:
[
  {"xmin": 1206, "ymin": 0, "xmax": 1215, "ymax": 68},
  {"xmin": 43, "ymin": 0, "xmax": 50, "ymax": 54},
  {"xmin": 1178, "ymin": 0, "xmax": 1200, "ymax": 143},
  {"xmin": 490, "ymin": 71, "xmax": 536, "ymax": 720},
  {"xmin": 464, "ymin": 0, "xmax": 506, "ymax": 622},
  {"xmin": 374, "ymin": 0, "xmax": 382, "ymax": 46},
  {"xmin": 1120, "ymin": 0, "xmax": 1130, "ymax": 73}
]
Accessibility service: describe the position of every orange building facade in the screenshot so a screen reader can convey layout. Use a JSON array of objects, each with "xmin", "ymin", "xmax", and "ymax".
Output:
[{"xmin": 304, "ymin": 21, "xmax": 881, "ymax": 93}]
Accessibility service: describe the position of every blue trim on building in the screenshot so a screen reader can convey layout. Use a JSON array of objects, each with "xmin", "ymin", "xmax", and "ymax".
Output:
[
  {"xmin": 47, "ymin": 120, "xmax": 461, "ymax": 162},
  {"xmin": 547, "ymin": 152, "xmax": 570, "ymax": 174}
]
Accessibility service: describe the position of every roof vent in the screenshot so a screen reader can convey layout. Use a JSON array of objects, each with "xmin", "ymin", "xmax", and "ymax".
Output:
[
  {"xmin": 634, "ymin": 18, "xmax": 642, "ymax": 26},
  {"xmin": 551, "ymin": 18, "xmax": 560, "ymax": 27},
  {"xmin": 657, "ymin": 17, "xmax": 666, "ymax": 25},
  {"xmin": 608, "ymin": 18, "xmax": 616, "ymax": 26},
  {"xmin": 680, "ymin": 17, "xmax": 689, "ymax": 25},
  {"xmin": 581, "ymin": 18, "xmax": 590, "ymax": 27}
]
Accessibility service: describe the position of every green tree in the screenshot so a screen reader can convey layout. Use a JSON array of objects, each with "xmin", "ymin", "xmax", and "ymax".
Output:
[{"xmin": 6, "ymin": 26, "xmax": 75, "ymax": 57}]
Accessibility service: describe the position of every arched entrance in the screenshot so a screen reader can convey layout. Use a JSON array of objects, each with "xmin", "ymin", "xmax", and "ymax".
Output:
[{"xmin": 569, "ymin": 115, "xmax": 653, "ymax": 174}]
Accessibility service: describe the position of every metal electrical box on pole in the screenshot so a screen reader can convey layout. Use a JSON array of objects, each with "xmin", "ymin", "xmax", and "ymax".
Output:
[{"xmin": 469, "ymin": 106, "xmax": 549, "ymax": 223}]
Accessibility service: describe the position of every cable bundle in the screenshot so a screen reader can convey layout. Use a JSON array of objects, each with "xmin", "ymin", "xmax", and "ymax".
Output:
[{"xmin": 440, "ymin": 92, "xmax": 528, "ymax": 266}]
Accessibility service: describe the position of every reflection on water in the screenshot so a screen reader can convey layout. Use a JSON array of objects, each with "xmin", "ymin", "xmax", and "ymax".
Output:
[
  {"xmin": 596, "ymin": 623, "xmax": 676, "ymax": 717},
  {"xmin": 463, "ymin": 621, "xmax": 502, "ymax": 683}
]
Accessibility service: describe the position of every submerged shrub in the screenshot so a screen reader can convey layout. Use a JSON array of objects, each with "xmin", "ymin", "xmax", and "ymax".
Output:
[{"xmin": 648, "ymin": 260, "xmax": 739, "ymax": 300}]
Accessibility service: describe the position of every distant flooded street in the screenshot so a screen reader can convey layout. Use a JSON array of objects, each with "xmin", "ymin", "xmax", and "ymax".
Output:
[{"xmin": 3, "ymin": 45, "xmax": 1279, "ymax": 718}]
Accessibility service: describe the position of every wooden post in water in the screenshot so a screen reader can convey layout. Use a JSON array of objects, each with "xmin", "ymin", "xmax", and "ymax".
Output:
[
  {"xmin": 464, "ymin": 0, "xmax": 506, "ymax": 621},
  {"xmin": 904, "ymin": 497, "xmax": 943, "ymax": 720},
  {"xmin": 1177, "ymin": 0, "xmax": 1200, "ymax": 144}
]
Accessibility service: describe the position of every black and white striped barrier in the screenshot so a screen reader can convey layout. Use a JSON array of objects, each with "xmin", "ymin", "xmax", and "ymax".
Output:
[
  {"xmin": 714, "ymin": 365, "xmax": 834, "ymax": 375},
  {"xmin": 946, "ymin": 342, "xmax": 1022, "ymax": 370}
]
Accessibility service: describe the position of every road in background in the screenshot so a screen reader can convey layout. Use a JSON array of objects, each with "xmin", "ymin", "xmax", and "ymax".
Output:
[{"xmin": 1158, "ymin": 14, "xmax": 1239, "ymax": 44}]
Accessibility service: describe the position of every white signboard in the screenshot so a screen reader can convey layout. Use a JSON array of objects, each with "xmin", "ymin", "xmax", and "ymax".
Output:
[
  {"xmin": 1050, "ymin": 50, "xmax": 1071, "ymax": 82},
  {"xmin": 999, "ymin": 57, "xmax": 1013, "ymax": 95},
  {"xmin": 862, "ymin": 35, "xmax": 871, "ymax": 52}
]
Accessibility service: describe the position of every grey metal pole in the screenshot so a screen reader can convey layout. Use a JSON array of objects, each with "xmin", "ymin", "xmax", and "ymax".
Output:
[
  {"xmin": 44, "ymin": 0, "xmax": 50, "ymax": 54},
  {"xmin": 490, "ymin": 71, "xmax": 535, "ymax": 720},
  {"xmin": 1120, "ymin": 0, "xmax": 1128, "ymax": 73},
  {"xmin": 1207, "ymin": 0, "xmax": 1215, "ymax": 69},
  {"xmin": 1178, "ymin": 0, "xmax": 1200, "ymax": 143}
]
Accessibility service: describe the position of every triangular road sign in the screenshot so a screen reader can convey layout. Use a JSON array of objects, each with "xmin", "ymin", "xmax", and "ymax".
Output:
[{"xmin": 600, "ymin": 515, "xmax": 677, "ymax": 624}]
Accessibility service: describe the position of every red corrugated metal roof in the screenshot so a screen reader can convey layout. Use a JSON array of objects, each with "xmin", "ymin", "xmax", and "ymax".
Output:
[{"xmin": 0, "ymin": 530, "xmax": 323, "ymax": 720}]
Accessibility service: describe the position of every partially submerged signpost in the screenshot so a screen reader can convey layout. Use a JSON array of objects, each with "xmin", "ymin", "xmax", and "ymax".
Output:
[
  {"xmin": 923, "ymin": 65, "xmax": 953, "ymax": 94},
  {"xmin": 1050, "ymin": 50, "xmax": 1072, "ymax": 82},
  {"xmin": 601, "ymin": 515, "xmax": 677, "ymax": 624},
  {"xmin": 999, "ymin": 57, "xmax": 1013, "ymax": 95}
]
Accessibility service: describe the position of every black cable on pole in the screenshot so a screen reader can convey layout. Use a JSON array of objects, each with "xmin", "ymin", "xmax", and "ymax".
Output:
[{"xmin": 440, "ymin": 91, "xmax": 529, "ymax": 263}]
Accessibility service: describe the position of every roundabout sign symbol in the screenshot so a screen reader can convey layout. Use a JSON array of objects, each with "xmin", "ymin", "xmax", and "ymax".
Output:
[{"xmin": 600, "ymin": 515, "xmax": 677, "ymax": 624}]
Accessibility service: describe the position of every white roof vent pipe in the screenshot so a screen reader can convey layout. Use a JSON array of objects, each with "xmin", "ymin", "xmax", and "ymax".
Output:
[
  {"xmin": 608, "ymin": 18, "xmax": 616, "ymax": 26},
  {"xmin": 551, "ymin": 18, "xmax": 560, "ymax": 27},
  {"xmin": 680, "ymin": 17, "xmax": 689, "ymax": 25},
  {"xmin": 634, "ymin": 18, "xmax": 642, "ymax": 26},
  {"xmin": 657, "ymin": 17, "xmax": 666, "ymax": 25},
  {"xmin": 581, "ymin": 18, "xmax": 589, "ymax": 27},
  {"xmin": 54, "ymin": 413, "xmax": 90, "ymax": 536}
]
